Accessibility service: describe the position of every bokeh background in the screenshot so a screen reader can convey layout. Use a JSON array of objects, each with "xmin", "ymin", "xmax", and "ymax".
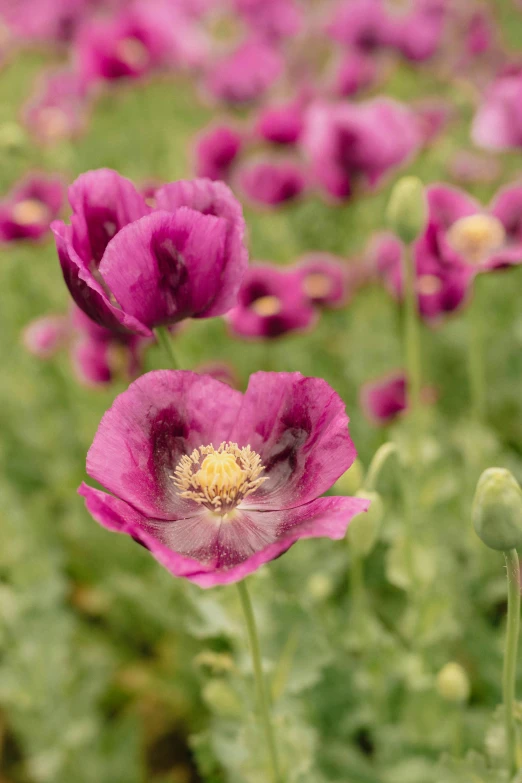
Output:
[{"xmin": 3, "ymin": 1, "xmax": 522, "ymax": 781}]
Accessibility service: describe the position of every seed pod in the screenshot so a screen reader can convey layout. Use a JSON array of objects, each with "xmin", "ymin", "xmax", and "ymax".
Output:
[
  {"xmin": 386, "ymin": 176, "xmax": 427, "ymax": 244},
  {"xmin": 472, "ymin": 468, "xmax": 522, "ymax": 551},
  {"xmin": 436, "ymin": 662, "xmax": 470, "ymax": 703}
]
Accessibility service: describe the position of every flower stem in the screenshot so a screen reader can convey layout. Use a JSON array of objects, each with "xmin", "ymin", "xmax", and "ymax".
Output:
[
  {"xmin": 467, "ymin": 285, "xmax": 486, "ymax": 423},
  {"xmin": 503, "ymin": 548, "xmax": 521, "ymax": 778},
  {"xmin": 363, "ymin": 442, "xmax": 398, "ymax": 492},
  {"xmin": 236, "ymin": 580, "xmax": 282, "ymax": 783},
  {"xmin": 403, "ymin": 244, "xmax": 422, "ymax": 433},
  {"xmin": 154, "ymin": 327, "xmax": 179, "ymax": 370}
]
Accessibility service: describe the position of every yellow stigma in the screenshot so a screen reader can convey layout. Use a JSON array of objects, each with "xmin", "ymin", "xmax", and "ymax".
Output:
[
  {"xmin": 250, "ymin": 295, "xmax": 281, "ymax": 317},
  {"xmin": 11, "ymin": 198, "xmax": 50, "ymax": 226},
  {"xmin": 172, "ymin": 442, "xmax": 268, "ymax": 513},
  {"xmin": 115, "ymin": 37, "xmax": 150, "ymax": 69},
  {"xmin": 416, "ymin": 274, "xmax": 442, "ymax": 296},
  {"xmin": 303, "ymin": 272, "xmax": 332, "ymax": 299},
  {"xmin": 447, "ymin": 214, "xmax": 505, "ymax": 264}
]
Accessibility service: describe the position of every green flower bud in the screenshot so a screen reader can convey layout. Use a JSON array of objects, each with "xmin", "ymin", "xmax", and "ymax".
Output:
[
  {"xmin": 348, "ymin": 490, "xmax": 384, "ymax": 557},
  {"xmin": 332, "ymin": 459, "xmax": 364, "ymax": 495},
  {"xmin": 472, "ymin": 468, "xmax": 522, "ymax": 551},
  {"xmin": 436, "ymin": 662, "xmax": 470, "ymax": 703},
  {"xmin": 386, "ymin": 176, "xmax": 427, "ymax": 244}
]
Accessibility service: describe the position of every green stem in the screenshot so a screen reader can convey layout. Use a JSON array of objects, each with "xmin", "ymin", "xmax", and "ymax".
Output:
[
  {"xmin": 236, "ymin": 580, "xmax": 282, "ymax": 783},
  {"xmin": 363, "ymin": 442, "xmax": 399, "ymax": 492},
  {"xmin": 467, "ymin": 285, "xmax": 486, "ymax": 423},
  {"xmin": 350, "ymin": 553, "xmax": 366, "ymax": 614},
  {"xmin": 503, "ymin": 548, "xmax": 521, "ymax": 777},
  {"xmin": 154, "ymin": 327, "xmax": 179, "ymax": 369},
  {"xmin": 403, "ymin": 244, "xmax": 422, "ymax": 431}
]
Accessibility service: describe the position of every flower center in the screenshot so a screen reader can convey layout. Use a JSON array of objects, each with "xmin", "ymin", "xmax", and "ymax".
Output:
[
  {"xmin": 250, "ymin": 295, "xmax": 282, "ymax": 316},
  {"xmin": 416, "ymin": 274, "xmax": 442, "ymax": 295},
  {"xmin": 11, "ymin": 198, "xmax": 50, "ymax": 226},
  {"xmin": 447, "ymin": 214, "xmax": 505, "ymax": 264},
  {"xmin": 172, "ymin": 441, "xmax": 268, "ymax": 514},
  {"xmin": 303, "ymin": 272, "xmax": 332, "ymax": 299},
  {"xmin": 115, "ymin": 37, "xmax": 150, "ymax": 69}
]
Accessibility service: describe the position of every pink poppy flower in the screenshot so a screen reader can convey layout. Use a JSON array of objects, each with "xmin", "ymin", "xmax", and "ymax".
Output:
[
  {"xmin": 79, "ymin": 369, "xmax": 369, "ymax": 587},
  {"xmin": 360, "ymin": 370, "xmax": 436, "ymax": 425},
  {"xmin": 227, "ymin": 263, "xmax": 317, "ymax": 339},
  {"xmin": 372, "ymin": 232, "xmax": 474, "ymax": 323},
  {"xmin": 391, "ymin": 0, "xmax": 446, "ymax": 62},
  {"xmin": 294, "ymin": 254, "xmax": 350, "ymax": 308},
  {"xmin": 254, "ymin": 100, "xmax": 305, "ymax": 145},
  {"xmin": 22, "ymin": 315, "xmax": 69, "ymax": 358},
  {"xmin": 52, "ymin": 170, "xmax": 248, "ymax": 336},
  {"xmin": 327, "ymin": 0, "xmax": 395, "ymax": 52},
  {"xmin": 0, "ymin": 173, "xmax": 64, "ymax": 242},
  {"xmin": 421, "ymin": 183, "xmax": 522, "ymax": 271},
  {"xmin": 238, "ymin": 158, "xmax": 307, "ymax": 206},
  {"xmin": 302, "ymin": 99, "xmax": 421, "ymax": 201},
  {"xmin": 0, "ymin": 0, "xmax": 89, "ymax": 44},
  {"xmin": 472, "ymin": 67, "xmax": 522, "ymax": 151},
  {"xmin": 23, "ymin": 69, "xmax": 89, "ymax": 144},
  {"xmin": 194, "ymin": 124, "xmax": 243, "ymax": 181},
  {"xmin": 332, "ymin": 51, "xmax": 377, "ymax": 98},
  {"xmin": 205, "ymin": 40, "xmax": 283, "ymax": 104},
  {"xmin": 233, "ymin": 0, "xmax": 303, "ymax": 41}
]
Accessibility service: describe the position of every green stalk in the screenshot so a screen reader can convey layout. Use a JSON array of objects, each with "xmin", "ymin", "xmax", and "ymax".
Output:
[
  {"xmin": 237, "ymin": 580, "xmax": 282, "ymax": 783},
  {"xmin": 503, "ymin": 549, "xmax": 521, "ymax": 777},
  {"xmin": 154, "ymin": 327, "xmax": 179, "ymax": 369},
  {"xmin": 403, "ymin": 244, "xmax": 422, "ymax": 434},
  {"xmin": 363, "ymin": 442, "xmax": 398, "ymax": 492},
  {"xmin": 467, "ymin": 284, "xmax": 486, "ymax": 423}
]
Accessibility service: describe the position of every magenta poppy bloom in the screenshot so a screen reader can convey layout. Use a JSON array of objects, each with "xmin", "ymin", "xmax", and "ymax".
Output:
[
  {"xmin": 391, "ymin": 0, "xmax": 446, "ymax": 62},
  {"xmin": 0, "ymin": 173, "xmax": 64, "ymax": 242},
  {"xmin": 238, "ymin": 159, "xmax": 307, "ymax": 206},
  {"xmin": 332, "ymin": 51, "xmax": 377, "ymax": 98},
  {"xmin": 254, "ymin": 100, "xmax": 305, "ymax": 145},
  {"xmin": 372, "ymin": 232, "xmax": 474, "ymax": 322},
  {"xmin": 302, "ymin": 99, "xmax": 420, "ymax": 200},
  {"xmin": 52, "ymin": 169, "xmax": 248, "ymax": 336},
  {"xmin": 194, "ymin": 124, "xmax": 243, "ymax": 181},
  {"xmin": 472, "ymin": 67, "xmax": 522, "ymax": 151},
  {"xmin": 294, "ymin": 254, "xmax": 349, "ymax": 308},
  {"xmin": 422, "ymin": 183, "xmax": 522, "ymax": 271},
  {"xmin": 227, "ymin": 264, "xmax": 317, "ymax": 339},
  {"xmin": 233, "ymin": 0, "xmax": 303, "ymax": 41},
  {"xmin": 0, "ymin": 0, "xmax": 88, "ymax": 44},
  {"xmin": 22, "ymin": 315, "xmax": 69, "ymax": 358},
  {"xmin": 23, "ymin": 69, "xmax": 89, "ymax": 144},
  {"xmin": 360, "ymin": 370, "xmax": 436, "ymax": 425},
  {"xmin": 79, "ymin": 370, "xmax": 369, "ymax": 587},
  {"xmin": 327, "ymin": 0, "xmax": 395, "ymax": 52},
  {"xmin": 205, "ymin": 40, "xmax": 283, "ymax": 104}
]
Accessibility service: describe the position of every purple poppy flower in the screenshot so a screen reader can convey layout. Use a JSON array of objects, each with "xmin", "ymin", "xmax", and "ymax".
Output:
[
  {"xmin": 254, "ymin": 100, "xmax": 305, "ymax": 145},
  {"xmin": 422, "ymin": 183, "xmax": 522, "ymax": 271},
  {"xmin": 294, "ymin": 254, "xmax": 349, "ymax": 308},
  {"xmin": 0, "ymin": 173, "xmax": 64, "ymax": 242},
  {"xmin": 238, "ymin": 159, "xmax": 307, "ymax": 206},
  {"xmin": 360, "ymin": 370, "xmax": 436, "ymax": 425},
  {"xmin": 372, "ymin": 232, "xmax": 474, "ymax": 323},
  {"xmin": 302, "ymin": 99, "xmax": 421, "ymax": 200},
  {"xmin": 23, "ymin": 69, "xmax": 89, "ymax": 144},
  {"xmin": 327, "ymin": 0, "xmax": 395, "ymax": 52},
  {"xmin": 205, "ymin": 40, "xmax": 283, "ymax": 104},
  {"xmin": 194, "ymin": 124, "xmax": 243, "ymax": 181},
  {"xmin": 472, "ymin": 67, "xmax": 522, "ymax": 151},
  {"xmin": 227, "ymin": 263, "xmax": 317, "ymax": 339},
  {"xmin": 0, "ymin": 0, "xmax": 89, "ymax": 44},
  {"xmin": 233, "ymin": 0, "xmax": 303, "ymax": 41},
  {"xmin": 391, "ymin": 0, "xmax": 446, "ymax": 62},
  {"xmin": 79, "ymin": 369, "xmax": 369, "ymax": 587},
  {"xmin": 22, "ymin": 315, "xmax": 69, "ymax": 358},
  {"xmin": 52, "ymin": 169, "xmax": 248, "ymax": 336},
  {"xmin": 332, "ymin": 51, "xmax": 377, "ymax": 98}
]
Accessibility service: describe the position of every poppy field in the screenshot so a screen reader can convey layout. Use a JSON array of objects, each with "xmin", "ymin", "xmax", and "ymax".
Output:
[{"xmin": 4, "ymin": 1, "xmax": 522, "ymax": 782}]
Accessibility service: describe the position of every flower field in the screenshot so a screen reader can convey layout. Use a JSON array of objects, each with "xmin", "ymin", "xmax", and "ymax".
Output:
[{"xmin": 3, "ymin": 1, "xmax": 522, "ymax": 782}]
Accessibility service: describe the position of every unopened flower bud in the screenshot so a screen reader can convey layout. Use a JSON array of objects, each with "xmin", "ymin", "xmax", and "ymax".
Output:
[
  {"xmin": 436, "ymin": 662, "xmax": 470, "ymax": 703},
  {"xmin": 332, "ymin": 459, "xmax": 364, "ymax": 495},
  {"xmin": 348, "ymin": 490, "xmax": 383, "ymax": 557},
  {"xmin": 472, "ymin": 468, "xmax": 522, "ymax": 551},
  {"xmin": 386, "ymin": 176, "xmax": 427, "ymax": 244}
]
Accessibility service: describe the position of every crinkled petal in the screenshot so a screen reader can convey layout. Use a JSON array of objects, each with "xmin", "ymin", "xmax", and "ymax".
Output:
[
  {"xmin": 229, "ymin": 371, "xmax": 356, "ymax": 510},
  {"xmin": 98, "ymin": 208, "xmax": 230, "ymax": 327},
  {"xmin": 52, "ymin": 220, "xmax": 152, "ymax": 336},
  {"xmin": 86, "ymin": 370, "xmax": 243, "ymax": 520}
]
